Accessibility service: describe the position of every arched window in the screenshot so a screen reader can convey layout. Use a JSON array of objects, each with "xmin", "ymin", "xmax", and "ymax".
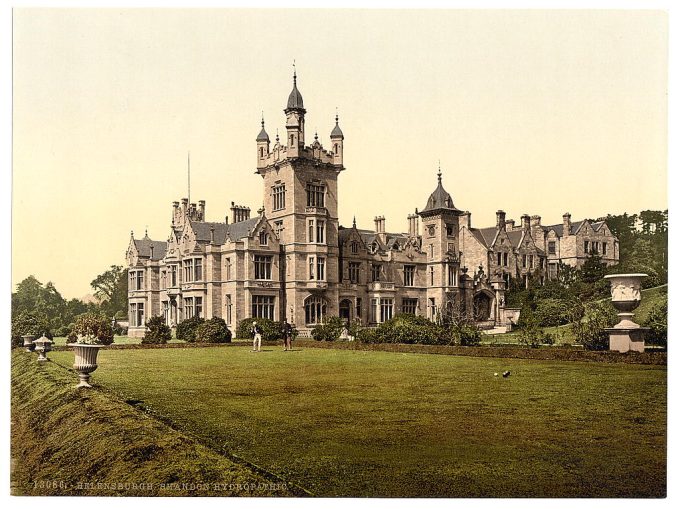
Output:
[
  {"xmin": 305, "ymin": 296, "xmax": 327, "ymax": 325},
  {"xmin": 259, "ymin": 147, "xmax": 264, "ymax": 158}
]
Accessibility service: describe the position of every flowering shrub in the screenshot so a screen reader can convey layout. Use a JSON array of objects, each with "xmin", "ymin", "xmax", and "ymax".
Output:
[{"xmin": 67, "ymin": 313, "xmax": 114, "ymax": 345}]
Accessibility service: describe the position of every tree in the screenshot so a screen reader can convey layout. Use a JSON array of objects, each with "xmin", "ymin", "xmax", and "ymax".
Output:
[
  {"xmin": 580, "ymin": 254, "xmax": 606, "ymax": 284},
  {"xmin": 91, "ymin": 265, "xmax": 128, "ymax": 316}
]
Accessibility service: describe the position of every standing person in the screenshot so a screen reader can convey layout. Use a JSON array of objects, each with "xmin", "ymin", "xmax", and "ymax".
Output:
[
  {"xmin": 282, "ymin": 318, "xmax": 293, "ymax": 351},
  {"xmin": 252, "ymin": 321, "xmax": 262, "ymax": 352}
]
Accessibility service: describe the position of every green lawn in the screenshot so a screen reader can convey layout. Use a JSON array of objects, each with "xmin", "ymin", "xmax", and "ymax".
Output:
[{"xmin": 49, "ymin": 346, "xmax": 666, "ymax": 497}]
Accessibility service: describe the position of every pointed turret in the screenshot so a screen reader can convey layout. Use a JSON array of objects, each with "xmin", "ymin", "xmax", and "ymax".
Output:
[
  {"xmin": 256, "ymin": 114, "xmax": 270, "ymax": 169},
  {"xmin": 330, "ymin": 112, "xmax": 344, "ymax": 166},
  {"xmin": 284, "ymin": 65, "xmax": 306, "ymax": 157}
]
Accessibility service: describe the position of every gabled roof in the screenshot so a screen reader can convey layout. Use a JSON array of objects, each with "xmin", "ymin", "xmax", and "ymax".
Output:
[
  {"xmin": 133, "ymin": 237, "xmax": 167, "ymax": 260},
  {"xmin": 189, "ymin": 217, "xmax": 262, "ymax": 245},
  {"xmin": 542, "ymin": 220, "xmax": 584, "ymax": 237}
]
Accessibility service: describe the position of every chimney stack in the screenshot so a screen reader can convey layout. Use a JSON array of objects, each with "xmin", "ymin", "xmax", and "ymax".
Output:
[
  {"xmin": 563, "ymin": 212, "xmax": 572, "ymax": 237},
  {"xmin": 505, "ymin": 219, "xmax": 515, "ymax": 230},
  {"xmin": 462, "ymin": 211, "xmax": 472, "ymax": 229},
  {"xmin": 530, "ymin": 215, "xmax": 541, "ymax": 227},
  {"xmin": 210, "ymin": 225, "xmax": 215, "ymax": 243},
  {"xmin": 407, "ymin": 214, "xmax": 420, "ymax": 237},
  {"xmin": 198, "ymin": 200, "xmax": 205, "ymax": 221},
  {"xmin": 496, "ymin": 210, "xmax": 506, "ymax": 231},
  {"xmin": 521, "ymin": 214, "xmax": 531, "ymax": 230},
  {"xmin": 374, "ymin": 215, "xmax": 386, "ymax": 243},
  {"xmin": 230, "ymin": 202, "xmax": 251, "ymax": 223},
  {"xmin": 149, "ymin": 244, "xmax": 155, "ymax": 259}
]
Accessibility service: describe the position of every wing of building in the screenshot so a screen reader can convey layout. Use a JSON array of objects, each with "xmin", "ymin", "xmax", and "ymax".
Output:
[{"xmin": 125, "ymin": 74, "xmax": 619, "ymax": 337}]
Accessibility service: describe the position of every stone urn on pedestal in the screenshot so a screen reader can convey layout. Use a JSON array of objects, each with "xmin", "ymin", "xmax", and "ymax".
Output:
[
  {"xmin": 22, "ymin": 334, "xmax": 37, "ymax": 353},
  {"xmin": 604, "ymin": 273, "xmax": 649, "ymax": 353},
  {"xmin": 67, "ymin": 312, "xmax": 114, "ymax": 388},
  {"xmin": 69, "ymin": 343, "xmax": 104, "ymax": 388}
]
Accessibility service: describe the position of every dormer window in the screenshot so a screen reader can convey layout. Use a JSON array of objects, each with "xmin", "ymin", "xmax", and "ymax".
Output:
[
  {"xmin": 350, "ymin": 241, "xmax": 359, "ymax": 254},
  {"xmin": 259, "ymin": 231, "xmax": 268, "ymax": 246}
]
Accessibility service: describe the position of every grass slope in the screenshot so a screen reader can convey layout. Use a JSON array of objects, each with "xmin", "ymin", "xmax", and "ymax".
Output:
[
  {"xmin": 11, "ymin": 350, "xmax": 294, "ymax": 496},
  {"xmin": 49, "ymin": 346, "xmax": 666, "ymax": 497}
]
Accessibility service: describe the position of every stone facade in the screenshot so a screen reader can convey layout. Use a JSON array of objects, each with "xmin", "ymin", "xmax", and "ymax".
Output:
[{"xmin": 126, "ymin": 74, "xmax": 619, "ymax": 337}]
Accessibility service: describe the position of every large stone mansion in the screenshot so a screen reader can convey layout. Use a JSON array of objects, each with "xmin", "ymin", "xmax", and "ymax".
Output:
[{"xmin": 126, "ymin": 73, "xmax": 619, "ymax": 337}]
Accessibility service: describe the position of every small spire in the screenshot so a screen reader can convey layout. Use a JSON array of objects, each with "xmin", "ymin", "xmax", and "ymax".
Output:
[
  {"xmin": 335, "ymin": 107, "xmax": 339, "ymax": 124},
  {"xmin": 352, "ymin": 216, "xmax": 356, "ymax": 228},
  {"xmin": 144, "ymin": 226, "xmax": 148, "ymax": 237},
  {"xmin": 276, "ymin": 128, "xmax": 280, "ymax": 143},
  {"xmin": 293, "ymin": 59, "xmax": 297, "ymax": 84},
  {"xmin": 314, "ymin": 130, "xmax": 318, "ymax": 141},
  {"xmin": 261, "ymin": 111, "xmax": 265, "ymax": 129},
  {"xmin": 130, "ymin": 230, "xmax": 134, "ymax": 238},
  {"xmin": 437, "ymin": 160, "xmax": 442, "ymax": 184}
]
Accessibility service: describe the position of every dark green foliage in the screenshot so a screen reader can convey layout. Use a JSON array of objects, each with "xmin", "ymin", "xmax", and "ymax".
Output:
[
  {"xmin": 175, "ymin": 315, "xmax": 205, "ymax": 342},
  {"xmin": 455, "ymin": 323, "xmax": 483, "ymax": 346},
  {"xmin": 353, "ymin": 314, "xmax": 481, "ymax": 347},
  {"xmin": 194, "ymin": 317, "xmax": 232, "ymax": 343},
  {"xmin": 11, "ymin": 311, "xmax": 53, "ymax": 348},
  {"xmin": 643, "ymin": 301, "xmax": 667, "ymax": 348},
  {"xmin": 235, "ymin": 317, "xmax": 285, "ymax": 341},
  {"xmin": 533, "ymin": 298, "xmax": 583, "ymax": 327},
  {"xmin": 68, "ymin": 312, "xmax": 114, "ymax": 345},
  {"xmin": 311, "ymin": 316, "xmax": 346, "ymax": 341},
  {"xmin": 142, "ymin": 316, "xmax": 172, "ymax": 344},
  {"xmin": 90, "ymin": 265, "xmax": 128, "ymax": 317},
  {"xmin": 581, "ymin": 254, "xmax": 606, "ymax": 284},
  {"xmin": 572, "ymin": 302, "xmax": 618, "ymax": 351}
]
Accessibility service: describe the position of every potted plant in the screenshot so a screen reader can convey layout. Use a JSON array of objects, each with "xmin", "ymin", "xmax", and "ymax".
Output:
[{"xmin": 67, "ymin": 313, "xmax": 114, "ymax": 388}]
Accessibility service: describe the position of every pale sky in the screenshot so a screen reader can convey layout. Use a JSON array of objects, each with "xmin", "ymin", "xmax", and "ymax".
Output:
[{"xmin": 12, "ymin": 9, "xmax": 668, "ymax": 299}]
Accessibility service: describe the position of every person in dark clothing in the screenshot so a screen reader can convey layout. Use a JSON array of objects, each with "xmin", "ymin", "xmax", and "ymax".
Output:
[{"xmin": 282, "ymin": 318, "xmax": 293, "ymax": 351}]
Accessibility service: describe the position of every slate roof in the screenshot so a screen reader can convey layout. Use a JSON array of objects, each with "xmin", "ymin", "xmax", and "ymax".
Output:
[
  {"xmin": 286, "ymin": 75, "xmax": 304, "ymax": 110},
  {"xmin": 256, "ymin": 125, "xmax": 270, "ymax": 142},
  {"xmin": 133, "ymin": 238, "xmax": 167, "ymax": 260},
  {"xmin": 421, "ymin": 178, "xmax": 461, "ymax": 214},
  {"xmin": 190, "ymin": 217, "xmax": 261, "ymax": 244},
  {"xmin": 541, "ymin": 220, "xmax": 584, "ymax": 237},
  {"xmin": 339, "ymin": 226, "xmax": 409, "ymax": 250},
  {"xmin": 330, "ymin": 120, "xmax": 344, "ymax": 139}
]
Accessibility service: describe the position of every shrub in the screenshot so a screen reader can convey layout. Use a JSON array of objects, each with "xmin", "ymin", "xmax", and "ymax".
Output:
[
  {"xmin": 11, "ymin": 311, "xmax": 53, "ymax": 348},
  {"xmin": 572, "ymin": 302, "xmax": 617, "ymax": 351},
  {"xmin": 644, "ymin": 301, "xmax": 667, "ymax": 348},
  {"xmin": 235, "ymin": 318, "xmax": 284, "ymax": 341},
  {"xmin": 143, "ymin": 316, "xmax": 172, "ymax": 344},
  {"xmin": 194, "ymin": 317, "xmax": 232, "ymax": 343},
  {"xmin": 54, "ymin": 324, "xmax": 71, "ymax": 338},
  {"xmin": 356, "ymin": 327, "xmax": 379, "ymax": 343},
  {"xmin": 112, "ymin": 321, "xmax": 126, "ymax": 336},
  {"xmin": 517, "ymin": 307, "xmax": 543, "ymax": 348},
  {"xmin": 454, "ymin": 323, "xmax": 483, "ymax": 346},
  {"xmin": 68, "ymin": 313, "xmax": 114, "ymax": 345},
  {"xmin": 534, "ymin": 298, "xmax": 583, "ymax": 327},
  {"xmin": 176, "ymin": 315, "xmax": 205, "ymax": 342},
  {"xmin": 311, "ymin": 316, "xmax": 345, "ymax": 341}
]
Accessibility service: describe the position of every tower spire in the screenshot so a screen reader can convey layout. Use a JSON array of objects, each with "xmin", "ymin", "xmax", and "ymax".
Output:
[
  {"xmin": 437, "ymin": 160, "xmax": 442, "ymax": 184},
  {"xmin": 293, "ymin": 59, "xmax": 296, "ymax": 84}
]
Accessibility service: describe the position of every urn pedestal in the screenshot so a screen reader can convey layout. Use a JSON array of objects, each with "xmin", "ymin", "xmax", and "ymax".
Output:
[
  {"xmin": 68, "ymin": 344, "xmax": 104, "ymax": 388},
  {"xmin": 604, "ymin": 274, "xmax": 649, "ymax": 353}
]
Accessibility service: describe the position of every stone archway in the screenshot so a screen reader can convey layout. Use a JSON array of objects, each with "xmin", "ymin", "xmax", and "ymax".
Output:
[{"xmin": 473, "ymin": 291, "xmax": 494, "ymax": 321}]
